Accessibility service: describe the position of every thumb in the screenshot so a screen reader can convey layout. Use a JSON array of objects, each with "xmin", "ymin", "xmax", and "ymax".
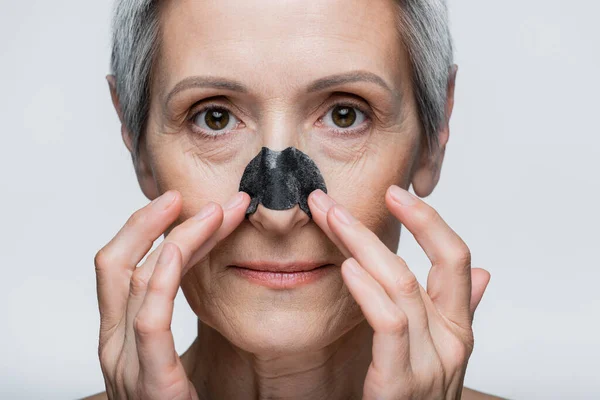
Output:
[{"xmin": 469, "ymin": 268, "xmax": 491, "ymax": 319}]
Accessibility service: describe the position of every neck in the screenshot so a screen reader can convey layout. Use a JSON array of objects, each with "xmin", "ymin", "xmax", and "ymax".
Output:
[{"xmin": 181, "ymin": 318, "xmax": 374, "ymax": 400}]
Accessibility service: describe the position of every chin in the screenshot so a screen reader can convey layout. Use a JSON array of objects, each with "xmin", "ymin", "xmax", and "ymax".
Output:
[
  {"xmin": 204, "ymin": 301, "xmax": 357, "ymax": 356},
  {"xmin": 187, "ymin": 264, "xmax": 361, "ymax": 354},
  {"xmin": 230, "ymin": 309, "xmax": 357, "ymax": 356}
]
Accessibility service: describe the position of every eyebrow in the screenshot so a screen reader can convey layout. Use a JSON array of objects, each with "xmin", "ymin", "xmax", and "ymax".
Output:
[
  {"xmin": 306, "ymin": 70, "xmax": 393, "ymax": 94},
  {"xmin": 164, "ymin": 76, "xmax": 249, "ymax": 107},
  {"xmin": 164, "ymin": 70, "xmax": 393, "ymax": 107}
]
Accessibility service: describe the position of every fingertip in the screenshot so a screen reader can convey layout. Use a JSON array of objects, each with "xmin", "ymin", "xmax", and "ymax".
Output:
[
  {"xmin": 213, "ymin": 200, "xmax": 226, "ymax": 216},
  {"xmin": 323, "ymin": 206, "xmax": 346, "ymax": 242},
  {"xmin": 307, "ymin": 193, "xmax": 320, "ymax": 216},
  {"xmin": 307, "ymin": 189, "xmax": 330, "ymax": 214},
  {"xmin": 235, "ymin": 191, "xmax": 252, "ymax": 211},
  {"xmin": 165, "ymin": 188, "xmax": 181, "ymax": 199},
  {"xmin": 149, "ymin": 190, "xmax": 183, "ymax": 217},
  {"xmin": 222, "ymin": 191, "xmax": 248, "ymax": 212},
  {"xmin": 308, "ymin": 188, "xmax": 324, "ymax": 201},
  {"xmin": 192, "ymin": 201, "xmax": 223, "ymax": 223},
  {"xmin": 307, "ymin": 193, "xmax": 319, "ymax": 216},
  {"xmin": 473, "ymin": 268, "xmax": 491, "ymax": 287},
  {"xmin": 393, "ymin": 184, "xmax": 420, "ymax": 205},
  {"xmin": 384, "ymin": 187, "xmax": 399, "ymax": 211},
  {"xmin": 163, "ymin": 241, "xmax": 182, "ymax": 261},
  {"xmin": 324, "ymin": 203, "xmax": 337, "ymax": 226},
  {"xmin": 148, "ymin": 242, "xmax": 182, "ymax": 295},
  {"xmin": 240, "ymin": 190, "xmax": 251, "ymax": 202},
  {"xmin": 238, "ymin": 192, "xmax": 251, "ymax": 211},
  {"xmin": 157, "ymin": 242, "xmax": 177, "ymax": 267},
  {"xmin": 204, "ymin": 202, "xmax": 226, "ymax": 233},
  {"xmin": 170, "ymin": 189, "xmax": 183, "ymax": 205},
  {"xmin": 481, "ymin": 269, "xmax": 492, "ymax": 291},
  {"xmin": 341, "ymin": 257, "xmax": 363, "ymax": 279}
]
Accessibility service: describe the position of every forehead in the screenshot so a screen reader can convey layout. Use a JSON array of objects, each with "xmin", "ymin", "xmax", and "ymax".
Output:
[{"xmin": 155, "ymin": 0, "xmax": 408, "ymax": 98}]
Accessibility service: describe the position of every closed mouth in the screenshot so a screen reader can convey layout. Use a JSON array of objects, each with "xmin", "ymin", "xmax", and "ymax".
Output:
[{"xmin": 229, "ymin": 262, "xmax": 333, "ymax": 273}]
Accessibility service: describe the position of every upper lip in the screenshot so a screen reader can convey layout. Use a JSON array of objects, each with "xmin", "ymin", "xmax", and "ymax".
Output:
[{"xmin": 230, "ymin": 261, "xmax": 332, "ymax": 272}]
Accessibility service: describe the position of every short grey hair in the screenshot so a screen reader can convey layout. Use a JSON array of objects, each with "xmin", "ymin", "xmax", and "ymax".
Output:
[{"xmin": 110, "ymin": 0, "xmax": 454, "ymax": 162}]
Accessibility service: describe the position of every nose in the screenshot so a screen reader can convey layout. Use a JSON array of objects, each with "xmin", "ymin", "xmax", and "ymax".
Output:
[
  {"xmin": 245, "ymin": 109, "xmax": 313, "ymax": 235},
  {"xmin": 248, "ymin": 203, "xmax": 310, "ymax": 237}
]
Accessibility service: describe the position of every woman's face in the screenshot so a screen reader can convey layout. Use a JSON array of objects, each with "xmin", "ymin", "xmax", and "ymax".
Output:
[{"xmin": 132, "ymin": 0, "xmax": 433, "ymax": 353}]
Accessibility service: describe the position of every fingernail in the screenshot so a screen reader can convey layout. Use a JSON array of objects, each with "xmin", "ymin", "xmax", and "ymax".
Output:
[
  {"xmin": 332, "ymin": 205, "xmax": 356, "ymax": 225},
  {"xmin": 345, "ymin": 258, "xmax": 362, "ymax": 276},
  {"xmin": 223, "ymin": 192, "xmax": 244, "ymax": 211},
  {"xmin": 389, "ymin": 185, "xmax": 417, "ymax": 206},
  {"xmin": 193, "ymin": 202, "xmax": 217, "ymax": 221},
  {"xmin": 151, "ymin": 191, "xmax": 176, "ymax": 210},
  {"xmin": 312, "ymin": 189, "xmax": 335, "ymax": 213},
  {"xmin": 157, "ymin": 243, "xmax": 176, "ymax": 267}
]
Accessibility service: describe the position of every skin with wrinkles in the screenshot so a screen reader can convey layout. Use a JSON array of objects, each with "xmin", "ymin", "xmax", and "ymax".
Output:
[{"xmin": 92, "ymin": 0, "xmax": 495, "ymax": 399}]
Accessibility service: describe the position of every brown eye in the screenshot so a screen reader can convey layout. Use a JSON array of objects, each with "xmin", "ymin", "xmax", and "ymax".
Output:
[
  {"xmin": 331, "ymin": 105, "xmax": 356, "ymax": 128},
  {"xmin": 192, "ymin": 106, "xmax": 239, "ymax": 135},
  {"xmin": 205, "ymin": 108, "xmax": 229, "ymax": 130},
  {"xmin": 323, "ymin": 104, "xmax": 366, "ymax": 131}
]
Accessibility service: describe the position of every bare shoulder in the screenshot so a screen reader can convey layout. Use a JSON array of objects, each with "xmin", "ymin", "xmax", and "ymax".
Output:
[
  {"xmin": 82, "ymin": 388, "xmax": 506, "ymax": 400},
  {"xmin": 463, "ymin": 386, "xmax": 506, "ymax": 400},
  {"xmin": 83, "ymin": 387, "xmax": 501, "ymax": 399},
  {"xmin": 82, "ymin": 388, "xmax": 501, "ymax": 399},
  {"xmin": 81, "ymin": 392, "xmax": 108, "ymax": 400}
]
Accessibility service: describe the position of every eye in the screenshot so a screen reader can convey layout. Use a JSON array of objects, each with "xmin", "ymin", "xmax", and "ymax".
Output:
[
  {"xmin": 322, "ymin": 104, "xmax": 367, "ymax": 130},
  {"xmin": 192, "ymin": 106, "xmax": 240, "ymax": 135}
]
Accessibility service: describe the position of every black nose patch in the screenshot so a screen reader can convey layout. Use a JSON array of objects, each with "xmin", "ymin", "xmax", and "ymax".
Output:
[{"xmin": 238, "ymin": 147, "xmax": 327, "ymax": 219}]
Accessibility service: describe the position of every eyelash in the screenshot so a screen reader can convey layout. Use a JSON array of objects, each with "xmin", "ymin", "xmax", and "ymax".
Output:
[
  {"xmin": 187, "ymin": 104, "xmax": 242, "ymax": 140},
  {"xmin": 319, "ymin": 100, "xmax": 372, "ymax": 138},
  {"xmin": 187, "ymin": 99, "xmax": 372, "ymax": 139}
]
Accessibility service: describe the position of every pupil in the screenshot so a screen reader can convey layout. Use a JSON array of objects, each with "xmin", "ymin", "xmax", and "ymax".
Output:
[
  {"xmin": 205, "ymin": 108, "xmax": 229, "ymax": 130},
  {"xmin": 332, "ymin": 106, "xmax": 356, "ymax": 128}
]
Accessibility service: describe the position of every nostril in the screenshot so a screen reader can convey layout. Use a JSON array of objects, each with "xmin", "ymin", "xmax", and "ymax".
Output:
[{"xmin": 248, "ymin": 204, "xmax": 309, "ymax": 235}]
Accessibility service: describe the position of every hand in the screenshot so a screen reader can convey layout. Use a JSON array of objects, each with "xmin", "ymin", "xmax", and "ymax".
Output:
[
  {"xmin": 308, "ymin": 186, "xmax": 491, "ymax": 400},
  {"xmin": 94, "ymin": 190, "xmax": 250, "ymax": 399}
]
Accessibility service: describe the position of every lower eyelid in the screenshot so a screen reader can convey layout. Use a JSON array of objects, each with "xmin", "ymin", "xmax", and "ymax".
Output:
[
  {"xmin": 320, "ymin": 120, "xmax": 372, "ymax": 139},
  {"xmin": 332, "ymin": 121, "xmax": 371, "ymax": 135}
]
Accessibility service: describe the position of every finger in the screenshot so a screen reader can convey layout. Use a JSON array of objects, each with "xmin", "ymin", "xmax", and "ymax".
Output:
[
  {"xmin": 341, "ymin": 257, "xmax": 412, "ymax": 378},
  {"xmin": 311, "ymin": 189, "xmax": 422, "ymax": 313},
  {"xmin": 386, "ymin": 185, "xmax": 473, "ymax": 329},
  {"xmin": 123, "ymin": 199, "xmax": 224, "ymax": 351},
  {"xmin": 142, "ymin": 191, "xmax": 250, "ymax": 276},
  {"xmin": 325, "ymin": 200, "xmax": 437, "ymax": 371},
  {"xmin": 325, "ymin": 201, "xmax": 425, "ymax": 311},
  {"xmin": 141, "ymin": 201, "xmax": 223, "ymax": 276},
  {"xmin": 470, "ymin": 268, "xmax": 491, "ymax": 319},
  {"xmin": 134, "ymin": 242, "xmax": 187, "ymax": 386},
  {"xmin": 94, "ymin": 190, "xmax": 182, "ymax": 336},
  {"xmin": 123, "ymin": 192, "xmax": 249, "ymax": 353},
  {"xmin": 185, "ymin": 191, "xmax": 251, "ymax": 273},
  {"xmin": 307, "ymin": 189, "xmax": 351, "ymax": 258}
]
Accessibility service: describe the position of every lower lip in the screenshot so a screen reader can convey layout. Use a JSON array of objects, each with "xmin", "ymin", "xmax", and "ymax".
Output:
[{"xmin": 230, "ymin": 264, "xmax": 335, "ymax": 289}]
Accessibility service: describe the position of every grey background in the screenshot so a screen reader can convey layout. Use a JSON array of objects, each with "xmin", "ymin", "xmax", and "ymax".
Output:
[{"xmin": 1, "ymin": 0, "xmax": 598, "ymax": 399}]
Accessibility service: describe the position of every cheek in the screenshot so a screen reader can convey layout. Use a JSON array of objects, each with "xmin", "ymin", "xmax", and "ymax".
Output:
[
  {"xmin": 311, "ymin": 134, "xmax": 414, "ymax": 232},
  {"xmin": 147, "ymin": 114, "xmax": 417, "ymax": 229},
  {"xmin": 147, "ymin": 135, "xmax": 253, "ymax": 219}
]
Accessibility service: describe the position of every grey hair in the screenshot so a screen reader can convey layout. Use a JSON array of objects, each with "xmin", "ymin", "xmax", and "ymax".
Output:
[
  {"xmin": 110, "ymin": 0, "xmax": 454, "ymax": 162},
  {"xmin": 110, "ymin": 0, "xmax": 160, "ymax": 163}
]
